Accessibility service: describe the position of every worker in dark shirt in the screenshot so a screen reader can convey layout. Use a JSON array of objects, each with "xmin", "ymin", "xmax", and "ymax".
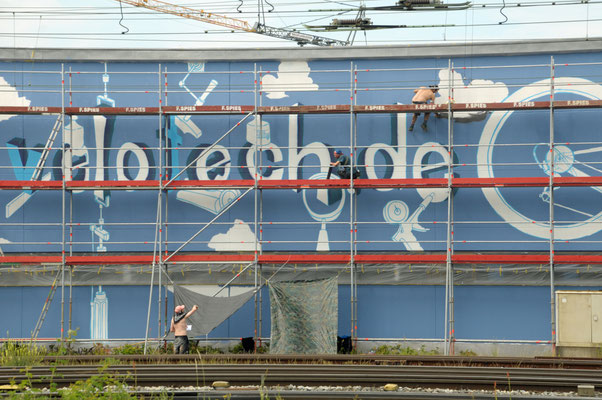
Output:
[{"xmin": 330, "ymin": 149, "xmax": 352, "ymax": 179}]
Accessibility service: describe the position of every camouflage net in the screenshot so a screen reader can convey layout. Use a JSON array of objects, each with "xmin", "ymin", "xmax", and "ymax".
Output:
[{"xmin": 268, "ymin": 277, "xmax": 337, "ymax": 354}]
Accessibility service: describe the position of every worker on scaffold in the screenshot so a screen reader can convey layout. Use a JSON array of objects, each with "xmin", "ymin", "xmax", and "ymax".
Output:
[
  {"xmin": 409, "ymin": 85, "xmax": 439, "ymax": 132},
  {"xmin": 330, "ymin": 149, "xmax": 360, "ymax": 179}
]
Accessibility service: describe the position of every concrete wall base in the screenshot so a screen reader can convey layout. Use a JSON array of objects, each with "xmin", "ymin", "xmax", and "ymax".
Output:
[
  {"xmin": 355, "ymin": 340, "xmax": 556, "ymax": 357},
  {"xmin": 556, "ymin": 346, "xmax": 602, "ymax": 358}
]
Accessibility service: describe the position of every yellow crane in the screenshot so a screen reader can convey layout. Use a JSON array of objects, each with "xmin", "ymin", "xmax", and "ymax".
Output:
[{"xmin": 113, "ymin": 0, "xmax": 349, "ymax": 46}]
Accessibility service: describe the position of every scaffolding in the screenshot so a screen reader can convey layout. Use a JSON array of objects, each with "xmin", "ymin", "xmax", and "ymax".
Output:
[{"xmin": 1, "ymin": 53, "xmax": 602, "ymax": 354}]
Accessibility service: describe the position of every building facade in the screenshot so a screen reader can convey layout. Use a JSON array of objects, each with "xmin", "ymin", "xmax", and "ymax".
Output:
[{"xmin": 1, "ymin": 39, "xmax": 601, "ymax": 354}]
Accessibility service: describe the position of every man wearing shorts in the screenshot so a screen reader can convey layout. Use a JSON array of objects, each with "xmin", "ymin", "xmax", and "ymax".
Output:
[{"xmin": 170, "ymin": 304, "xmax": 198, "ymax": 354}]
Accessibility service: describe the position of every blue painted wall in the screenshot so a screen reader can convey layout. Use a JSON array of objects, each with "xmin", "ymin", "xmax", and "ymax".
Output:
[
  {"xmin": 3, "ymin": 284, "xmax": 600, "ymax": 341},
  {"xmin": 1, "ymin": 51, "xmax": 602, "ymax": 254},
  {"xmin": 1, "ymin": 50, "xmax": 602, "ymax": 341}
]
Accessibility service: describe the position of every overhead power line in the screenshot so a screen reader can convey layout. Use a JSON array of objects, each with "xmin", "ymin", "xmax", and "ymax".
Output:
[
  {"xmin": 109, "ymin": 0, "xmax": 350, "ymax": 46},
  {"xmin": 1, "ymin": 17, "xmax": 600, "ymax": 36},
  {"xmin": 2, "ymin": 34, "xmax": 598, "ymax": 46},
  {"xmin": 0, "ymin": 0, "xmax": 599, "ymax": 47},
  {"xmin": 0, "ymin": 0, "xmax": 599, "ymax": 15}
]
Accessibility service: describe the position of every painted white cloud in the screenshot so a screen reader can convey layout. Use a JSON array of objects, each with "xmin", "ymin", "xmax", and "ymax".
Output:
[
  {"xmin": 262, "ymin": 61, "xmax": 318, "ymax": 99},
  {"xmin": 208, "ymin": 219, "xmax": 261, "ymax": 251},
  {"xmin": 435, "ymin": 68, "xmax": 508, "ymax": 122},
  {"xmin": 0, "ymin": 76, "xmax": 31, "ymax": 122}
]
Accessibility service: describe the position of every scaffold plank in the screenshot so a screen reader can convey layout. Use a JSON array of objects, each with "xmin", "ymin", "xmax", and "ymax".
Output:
[
  {"xmin": 66, "ymin": 180, "xmax": 161, "ymax": 190},
  {"xmin": 453, "ymin": 254, "xmax": 551, "ymax": 264},
  {"xmin": 0, "ymin": 106, "xmax": 160, "ymax": 115},
  {"xmin": 355, "ymin": 254, "xmax": 446, "ymax": 263},
  {"xmin": 167, "ymin": 254, "xmax": 255, "ymax": 263},
  {"xmin": 354, "ymin": 178, "xmax": 448, "ymax": 189},
  {"xmin": 163, "ymin": 105, "xmax": 254, "ymax": 114},
  {"xmin": 454, "ymin": 254, "xmax": 602, "ymax": 264},
  {"xmin": 554, "ymin": 176, "xmax": 602, "ymax": 186},
  {"xmin": 258, "ymin": 179, "xmax": 352, "ymax": 189},
  {"xmin": 453, "ymin": 177, "xmax": 549, "ymax": 187},
  {"xmin": 0, "ymin": 181, "xmax": 63, "ymax": 190},
  {"xmin": 0, "ymin": 256, "xmax": 62, "ymax": 264},
  {"xmin": 2, "ymin": 176, "xmax": 601, "ymax": 190},
  {"xmin": 548, "ymin": 99, "xmax": 602, "ymax": 110},
  {"xmin": 554, "ymin": 255, "xmax": 602, "ymax": 264},
  {"xmin": 166, "ymin": 179, "xmax": 255, "ymax": 189},
  {"xmin": 258, "ymin": 254, "xmax": 349, "ymax": 264},
  {"xmin": 353, "ymin": 100, "xmax": 602, "ymax": 113},
  {"xmin": 63, "ymin": 106, "xmax": 161, "ymax": 115},
  {"xmin": 1, "ymin": 100, "xmax": 601, "ymax": 116},
  {"xmin": 2, "ymin": 253, "xmax": 602, "ymax": 266},
  {"xmin": 68, "ymin": 255, "xmax": 155, "ymax": 264},
  {"xmin": 257, "ymin": 105, "xmax": 352, "ymax": 114}
]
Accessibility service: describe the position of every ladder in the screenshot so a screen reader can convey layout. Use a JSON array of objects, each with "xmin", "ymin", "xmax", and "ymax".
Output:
[
  {"xmin": 32, "ymin": 269, "xmax": 61, "ymax": 340},
  {"xmin": 31, "ymin": 115, "xmax": 62, "ymax": 181}
]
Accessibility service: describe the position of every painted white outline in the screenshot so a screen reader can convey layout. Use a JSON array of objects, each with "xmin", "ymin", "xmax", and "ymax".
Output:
[
  {"xmin": 477, "ymin": 77, "xmax": 602, "ymax": 240},
  {"xmin": 302, "ymin": 172, "xmax": 346, "ymax": 251}
]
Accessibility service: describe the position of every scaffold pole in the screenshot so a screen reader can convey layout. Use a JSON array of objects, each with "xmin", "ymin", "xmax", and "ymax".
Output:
[
  {"xmin": 164, "ymin": 112, "xmax": 254, "ymax": 186},
  {"xmin": 157, "ymin": 64, "xmax": 163, "ymax": 347},
  {"xmin": 549, "ymin": 56, "xmax": 557, "ymax": 352},
  {"xmin": 60, "ymin": 63, "xmax": 66, "ymax": 341}
]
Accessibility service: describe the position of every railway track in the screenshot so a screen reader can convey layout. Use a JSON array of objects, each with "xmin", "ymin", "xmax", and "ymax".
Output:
[
  {"xmin": 34, "ymin": 353, "xmax": 602, "ymax": 369},
  {"xmin": 1, "ymin": 356, "xmax": 600, "ymax": 398},
  {"xmin": 133, "ymin": 391, "xmax": 595, "ymax": 400},
  {"xmin": 1, "ymin": 363, "xmax": 601, "ymax": 390}
]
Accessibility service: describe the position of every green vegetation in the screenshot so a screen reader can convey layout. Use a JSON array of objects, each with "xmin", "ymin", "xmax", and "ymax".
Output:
[
  {"xmin": 190, "ymin": 343, "xmax": 224, "ymax": 354},
  {"xmin": 112, "ymin": 344, "xmax": 146, "ymax": 355},
  {"xmin": 371, "ymin": 344, "xmax": 440, "ymax": 355},
  {"xmin": 4, "ymin": 363, "xmax": 173, "ymax": 400},
  {"xmin": 4, "ymin": 337, "xmax": 487, "ymax": 362},
  {"xmin": 371, "ymin": 345, "xmax": 478, "ymax": 356},
  {"xmin": 2, "ymin": 338, "xmax": 472, "ymax": 365},
  {"xmin": 258, "ymin": 373, "xmax": 285, "ymax": 400},
  {"xmin": 58, "ymin": 365, "xmax": 135, "ymax": 400},
  {"xmin": 48, "ymin": 329, "xmax": 80, "ymax": 356},
  {"xmin": 0, "ymin": 340, "xmax": 45, "ymax": 367},
  {"xmin": 0, "ymin": 338, "xmax": 274, "ymax": 367}
]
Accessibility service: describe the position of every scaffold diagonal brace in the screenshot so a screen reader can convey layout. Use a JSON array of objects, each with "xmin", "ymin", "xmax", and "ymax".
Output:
[
  {"xmin": 165, "ymin": 112, "xmax": 253, "ymax": 186},
  {"xmin": 163, "ymin": 187, "xmax": 253, "ymax": 263}
]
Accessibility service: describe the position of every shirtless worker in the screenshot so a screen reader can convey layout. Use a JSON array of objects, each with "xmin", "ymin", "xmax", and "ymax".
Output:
[
  {"xmin": 170, "ymin": 304, "xmax": 198, "ymax": 354},
  {"xmin": 409, "ymin": 85, "xmax": 439, "ymax": 132}
]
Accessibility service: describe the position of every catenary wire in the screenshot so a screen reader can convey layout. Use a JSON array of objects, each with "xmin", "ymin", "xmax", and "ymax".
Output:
[
  {"xmin": 1, "ymin": 17, "xmax": 600, "ymax": 36},
  {"xmin": 0, "ymin": 0, "xmax": 600, "ymax": 15},
  {"xmin": 0, "ymin": 0, "xmax": 599, "ymax": 47}
]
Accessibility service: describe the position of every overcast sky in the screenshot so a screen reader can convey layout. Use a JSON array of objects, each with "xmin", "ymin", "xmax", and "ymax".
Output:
[{"xmin": 0, "ymin": 0, "xmax": 600, "ymax": 49}]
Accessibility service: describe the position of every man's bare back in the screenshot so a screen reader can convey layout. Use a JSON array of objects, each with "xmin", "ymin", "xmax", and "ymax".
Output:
[
  {"xmin": 412, "ymin": 87, "xmax": 437, "ymax": 103},
  {"xmin": 409, "ymin": 85, "xmax": 439, "ymax": 132}
]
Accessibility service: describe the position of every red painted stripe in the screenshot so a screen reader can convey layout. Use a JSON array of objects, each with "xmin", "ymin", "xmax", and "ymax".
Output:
[
  {"xmin": 1, "ymin": 253, "xmax": 601, "ymax": 265},
  {"xmin": 1, "ymin": 177, "xmax": 601, "ymax": 190}
]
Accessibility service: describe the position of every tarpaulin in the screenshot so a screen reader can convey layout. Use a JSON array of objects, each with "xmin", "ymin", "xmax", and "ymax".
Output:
[
  {"xmin": 269, "ymin": 277, "xmax": 337, "ymax": 354},
  {"xmin": 169, "ymin": 284, "xmax": 255, "ymax": 337}
]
